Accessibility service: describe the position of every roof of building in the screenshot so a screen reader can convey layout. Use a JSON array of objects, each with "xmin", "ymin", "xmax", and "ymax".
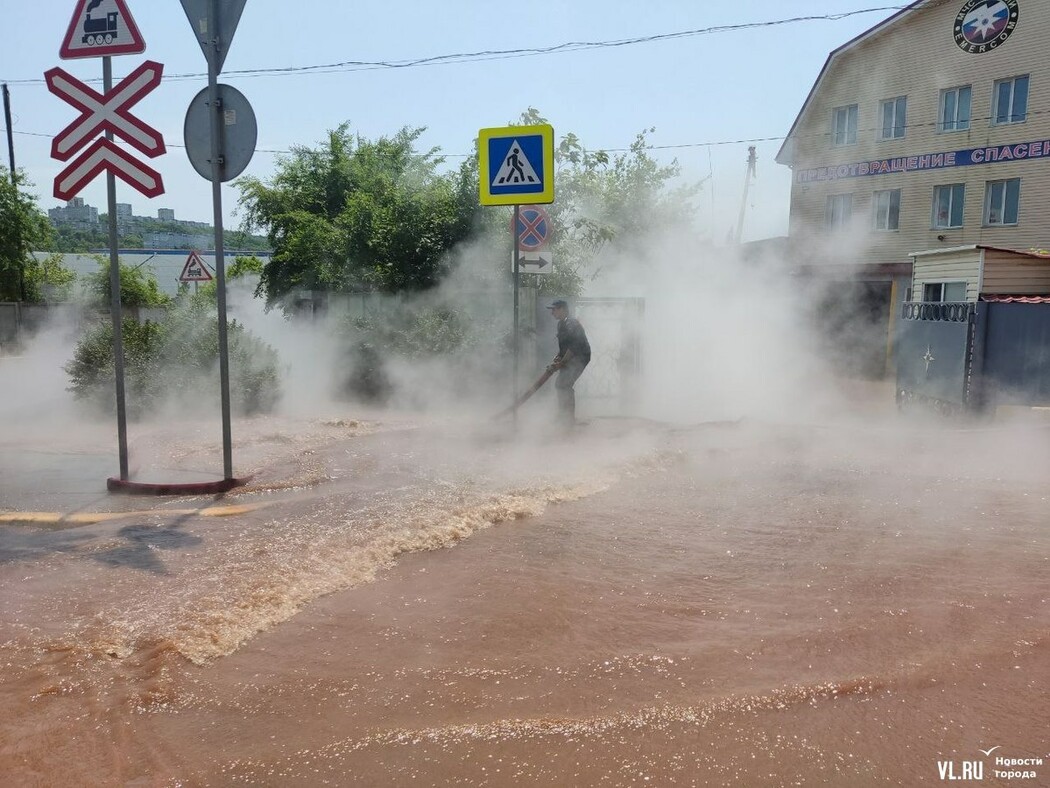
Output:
[
  {"xmin": 981, "ymin": 294, "xmax": 1050, "ymax": 303},
  {"xmin": 775, "ymin": 0, "xmax": 932, "ymax": 167},
  {"xmin": 910, "ymin": 245, "xmax": 1050, "ymax": 261}
]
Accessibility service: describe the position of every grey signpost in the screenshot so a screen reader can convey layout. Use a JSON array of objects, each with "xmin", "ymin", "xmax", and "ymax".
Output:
[
  {"xmin": 103, "ymin": 57, "xmax": 130, "ymax": 480},
  {"xmin": 54, "ymin": 0, "xmax": 156, "ymax": 483},
  {"xmin": 181, "ymin": 0, "xmax": 253, "ymax": 481}
]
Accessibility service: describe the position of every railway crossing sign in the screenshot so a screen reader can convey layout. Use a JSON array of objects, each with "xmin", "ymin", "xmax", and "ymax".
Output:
[
  {"xmin": 180, "ymin": 250, "xmax": 213, "ymax": 282},
  {"xmin": 47, "ymin": 60, "xmax": 165, "ymax": 199},
  {"xmin": 60, "ymin": 0, "xmax": 146, "ymax": 59},
  {"xmin": 53, "ymin": 138, "xmax": 163, "ymax": 200},
  {"xmin": 478, "ymin": 124, "xmax": 554, "ymax": 206},
  {"xmin": 46, "ymin": 61, "xmax": 165, "ymax": 160}
]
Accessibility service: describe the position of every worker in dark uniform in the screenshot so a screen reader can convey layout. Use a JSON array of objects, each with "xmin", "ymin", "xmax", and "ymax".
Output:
[{"xmin": 546, "ymin": 299, "xmax": 591, "ymax": 428}]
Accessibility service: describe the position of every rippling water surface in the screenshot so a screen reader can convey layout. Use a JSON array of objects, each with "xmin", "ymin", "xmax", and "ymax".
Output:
[{"xmin": 1, "ymin": 414, "xmax": 1047, "ymax": 786}]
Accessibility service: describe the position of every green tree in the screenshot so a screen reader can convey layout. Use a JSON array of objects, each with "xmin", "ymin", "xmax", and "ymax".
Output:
[
  {"xmin": 66, "ymin": 308, "xmax": 280, "ymax": 419},
  {"xmin": 512, "ymin": 108, "xmax": 700, "ymax": 294},
  {"xmin": 87, "ymin": 258, "xmax": 171, "ymax": 308},
  {"xmin": 24, "ymin": 253, "xmax": 77, "ymax": 302},
  {"xmin": 185, "ymin": 254, "xmax": 265, "ymax": 305},
  {"xmin": 236, "ymin": 124, "xmax": 475, "ymax": 305},
  {"xmin": 51, "ymin": 224, "xmax": 109, "ymax": 253},
  {"xmin": 0, "ymin": 171, "xmax": 55, "ymax": 301}
]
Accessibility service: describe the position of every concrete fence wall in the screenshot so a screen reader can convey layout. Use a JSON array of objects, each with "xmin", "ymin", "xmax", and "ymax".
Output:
[{"xmin": 0, "ymin": 303, "xmax": 168, "ymax": 355}]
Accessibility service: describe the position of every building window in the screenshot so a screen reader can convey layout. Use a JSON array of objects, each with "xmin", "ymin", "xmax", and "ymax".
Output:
[
  {"xmin": 932, "ymin": 184, "xmax": 965, "ymax": 229},
  {"xmin": 993, "ymin": 75, "xmax": 1029, "ymax": 125},
  {"xmin": 923, "ymin": 282, "xmax": 967, "ymax": 302},
  {"xmin": 939, "ymin": 85, "xmax": 972, "ymax": 132},
  {"xmin": 984, "ymin": 178, "xmax": 1020, "ymax": 226},
  {"xmin": 873, "ymin": 189, "xmax": 901, "ymax": 231},
  {"xmin": 832, "ymin": 104, "xmax": 858, "ymax": 146},
  {"xmin": 879, "ymin": 96, "xmax": 907, "ymax": 139},
  {"xmin": 826, "ymin": 194, "xmax": 853, "ymax": 229}
]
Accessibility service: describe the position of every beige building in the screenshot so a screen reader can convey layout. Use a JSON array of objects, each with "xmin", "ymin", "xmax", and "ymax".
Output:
[
  {"xmin": 777, "ymin": 0, "xmax": 1048, "ymax": 374},
  {"xmin": 910, "ymin": 243, "xmax": 1050, "ymax": 302}
]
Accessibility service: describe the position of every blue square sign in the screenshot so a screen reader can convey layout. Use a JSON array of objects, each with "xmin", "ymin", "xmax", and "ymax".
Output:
[{"xmin": 478, "ymin": 124, "xmax": 554, "ymax": 206}]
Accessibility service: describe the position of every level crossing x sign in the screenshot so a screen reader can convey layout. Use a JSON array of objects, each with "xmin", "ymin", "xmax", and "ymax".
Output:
[
  {"xmin": 60, "ymin": 0, "xmax": 146, "ymax": 59},
  {"xmin": 46, "ymin": 60, "xmax": 165, "ymax": 200},
  {"xmin": 47, "ymin": 61, "xmax": 165, "ymax": 160},
  {"xmin": 478, "ymin": 124, "xmax": 554, "ymax": 206}
]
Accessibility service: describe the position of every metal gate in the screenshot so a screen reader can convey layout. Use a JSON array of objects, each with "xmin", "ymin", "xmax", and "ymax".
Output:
[
  {"xmin": 897, "ymin": 300, "xmax": 1050, "ymax": 413},
  {"xmin": 895, "ymin": 301, "xmax": 977, "ymax": 413},
  {"xmin": 981, "ymin": 302, "xmax": 1050, "ymax": 407}
]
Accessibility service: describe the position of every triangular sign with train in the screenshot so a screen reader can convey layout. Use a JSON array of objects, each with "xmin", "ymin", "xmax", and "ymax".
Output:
[{"xmin": 60, "ymin": 0, "xmax": 147, "ymax": 59}]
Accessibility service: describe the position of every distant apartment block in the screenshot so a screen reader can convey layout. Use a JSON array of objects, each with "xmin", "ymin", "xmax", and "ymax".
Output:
[
  {"xmin": 48, "ymin": 198, "xmax": 98, "ymax": 230},
  {"xmin": 46, "ymin": 199, "xmax": 263, "ymax": 251}
]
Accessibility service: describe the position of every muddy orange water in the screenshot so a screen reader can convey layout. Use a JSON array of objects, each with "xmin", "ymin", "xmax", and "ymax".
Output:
[{"xmin": 1, "ymin": 413, "xmax": 1048, "ymax": 786}]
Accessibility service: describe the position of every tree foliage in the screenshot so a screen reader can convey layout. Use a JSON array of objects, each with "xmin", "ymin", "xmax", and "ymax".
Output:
[
  {"xmin": 513, "ymin": 108, "xmax": 700, "ymax": 294},
  {"xmin": 24, "ymin": 253, "xmax": 77, "ymax": 302},
  {"xmin": 233, "ymin": 113, "xmax": 698, "ymax": 309},
  {"xmin": 236, "ymin": 124, "xmax": 476, "ymax": 305},
  {"xmin": 0, "ymin": 171, "xmax": 55, "ymax": 301},
  {"xmin": 87, "ymin": 258, "xmax": 171, "ymax": 308},
  {"xmin": 182, "ymin": 254, "xmax": 265, "ymax": 305},
  {"xmin": 66, "ymin": 300, "xmax": 281, "ymax": 419}
]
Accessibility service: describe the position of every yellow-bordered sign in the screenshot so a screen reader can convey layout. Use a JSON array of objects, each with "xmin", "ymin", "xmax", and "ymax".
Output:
[{"xmin": 478, "ymin": 124, "xmax": 554, "ymax": 206}]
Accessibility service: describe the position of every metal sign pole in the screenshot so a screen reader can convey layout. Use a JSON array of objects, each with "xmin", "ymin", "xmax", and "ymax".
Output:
[
  {"xmin": 207, "ymin": 0, "xmax": 233, "ymax": 480},
  {"xmin": 103, "ymin": 56, "xmax": 130, "ymax": 481},
  {"xmin": 512, "ymin": 204, "xmax": 520, "ymax": 425}
]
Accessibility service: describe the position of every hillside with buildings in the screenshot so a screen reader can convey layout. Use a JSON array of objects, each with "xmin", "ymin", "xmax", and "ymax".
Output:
[{"xmin": 47, "ymin": 198, "xmax": 270, "ymax": 253}]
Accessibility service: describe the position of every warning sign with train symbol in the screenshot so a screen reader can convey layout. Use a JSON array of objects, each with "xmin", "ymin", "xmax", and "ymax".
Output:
[
  {"xmin": 60, "ymin": 0, "xmax": 146, "ymax": 60},
  {"xmin": 179, "ymin": 250, "xmax": 213, "ymax": 283}
]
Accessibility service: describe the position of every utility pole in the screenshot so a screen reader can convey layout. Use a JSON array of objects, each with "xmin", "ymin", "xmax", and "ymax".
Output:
[
  {"xmin": 4, "ymin": 82, "xmax": 26, "ymax": 300},
  {"xmin": 734, "ymin": 146, "xmax": 757, "ymax": 245},
  {"xmin": 3, "ymin": 84, "xmax": 14, "ymax": 184}
]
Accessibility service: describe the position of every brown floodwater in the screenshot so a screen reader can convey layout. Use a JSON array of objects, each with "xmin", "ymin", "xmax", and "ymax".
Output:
[{"xmin": 1, "ymin": 411, "xmax": 1048, "ymax": 786}]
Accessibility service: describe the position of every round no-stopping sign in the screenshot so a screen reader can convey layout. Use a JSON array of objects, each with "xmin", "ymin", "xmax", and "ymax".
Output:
[{"xmin": 512, "ymin": 205, "xmax": 551, "ymax": 252}]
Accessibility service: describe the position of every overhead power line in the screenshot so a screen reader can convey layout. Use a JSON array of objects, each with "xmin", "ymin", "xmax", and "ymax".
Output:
[
  {"xmin": 7, "ymin": 104, "xmax": 1049, "ymax": 163},
  {"xmin": 1, "ymin": 5, "xmax": 912, "ymax": 85}
]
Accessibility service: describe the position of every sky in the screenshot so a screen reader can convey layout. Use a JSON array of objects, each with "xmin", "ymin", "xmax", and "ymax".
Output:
[{"xmin": 1, "ymin": 1, "xmax": 910, "ymax": 243}]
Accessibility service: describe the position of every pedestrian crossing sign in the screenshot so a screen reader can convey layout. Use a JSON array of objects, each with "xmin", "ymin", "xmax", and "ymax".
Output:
[{"xmin": 478, "ymin": 124, "xmax": 554, "ymax": 206}]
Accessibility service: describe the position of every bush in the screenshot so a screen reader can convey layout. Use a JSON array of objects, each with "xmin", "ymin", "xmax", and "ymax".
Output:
[
  {"xmin": 66, "ymin": 301, "xmax": 281, "ymax": 419},
  {"xmin": 87, "ymin": 260, "xmax": 171, "ymax": 308},
  {"xmin": 334, "ymin": 303, "xmax": 510, "ymax": 404}
]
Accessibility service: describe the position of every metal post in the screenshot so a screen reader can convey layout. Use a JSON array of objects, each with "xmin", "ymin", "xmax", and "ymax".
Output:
[
  {"xmin": 2, "ymin": 84, "xmax": 14, "ymax": 184},
  {"xmin": 104, "ymin": 58, "xmax": 130, "ymax": 481},
  {"xmin": 512, "ymin": 204, "xmax": 520, "ymax": 425},
  {"xmin": 208, "ymin": 0, "xmax": 233, "ymax": 480},
  {"xmin": 4, "ymin": 82, "xmax": 26, "ymax": 301}
]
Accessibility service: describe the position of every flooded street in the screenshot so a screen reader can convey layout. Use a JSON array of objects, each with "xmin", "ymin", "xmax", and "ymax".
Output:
[{"xmin": 1, "ymin": 410, "xmax": 1048, "ymax": 786}]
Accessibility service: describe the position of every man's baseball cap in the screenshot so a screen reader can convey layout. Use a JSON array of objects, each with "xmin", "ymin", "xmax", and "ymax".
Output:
[{"xmin": 547, "ymin": 299, "xmax": 568, "ymax": 309}]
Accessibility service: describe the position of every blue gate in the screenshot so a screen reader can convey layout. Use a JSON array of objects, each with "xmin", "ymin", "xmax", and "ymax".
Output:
[{"xmin": 897, "ymin": 300, "xmax": 1050, "ymax": 413}]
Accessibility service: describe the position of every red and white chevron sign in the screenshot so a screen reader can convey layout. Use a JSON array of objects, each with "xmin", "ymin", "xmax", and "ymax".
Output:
[
  {"xmin": 53, "ymin": 138, "xmax": 163, "ymax": 200},
  {"xmin": 46, "ymin": 59, "xmax": 165, "ymax": 200}
]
